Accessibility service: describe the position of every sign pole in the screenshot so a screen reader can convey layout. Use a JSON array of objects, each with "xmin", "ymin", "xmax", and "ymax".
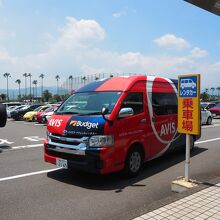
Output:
[{"xmin": 185, "ymin": 134, "xmax": 190, "ymax": 181}]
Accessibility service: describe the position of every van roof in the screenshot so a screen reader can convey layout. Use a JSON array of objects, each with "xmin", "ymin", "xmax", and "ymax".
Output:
[{"xmin": 77, "ymin": 75, "xmax": 177, "ymax": 93}]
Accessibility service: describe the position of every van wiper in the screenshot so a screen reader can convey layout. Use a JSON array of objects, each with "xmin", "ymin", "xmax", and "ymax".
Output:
[{"xmin": 56, "ymin": 112, "xmax": 79, "ymax": 115}]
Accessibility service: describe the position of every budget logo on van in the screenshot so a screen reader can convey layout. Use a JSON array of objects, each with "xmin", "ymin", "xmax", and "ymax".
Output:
[{"xmin": 69, "ymin": 120, "xmax": 99, "ymax": 129}]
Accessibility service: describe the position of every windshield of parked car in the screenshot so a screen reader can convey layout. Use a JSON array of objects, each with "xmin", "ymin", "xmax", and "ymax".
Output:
[
  {"xmin": 34, "ymin": 106, "xmax": 43, "ymax": 112},
  {"xmin": 214, "ymin": 103, "xmax": 220, "ymax": 108},
  {"xmin": 57, "ymin": 92, "xmax": 122, "ymax": 115},
  {"xmin": 201, "ymin": 103, "xmax": 208, "ymax": 109}
]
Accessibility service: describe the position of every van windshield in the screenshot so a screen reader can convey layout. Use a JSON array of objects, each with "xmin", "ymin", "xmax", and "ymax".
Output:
[{"xmin": 57, "ymin": 92, "xmax": 122, "ymax": 115}]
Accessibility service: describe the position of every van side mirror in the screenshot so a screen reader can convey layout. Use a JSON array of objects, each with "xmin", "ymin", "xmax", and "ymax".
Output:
[
  {"xmin": 118, "ymin": 107, "xmax": 134, "ymax": 118},
  {"xmin": 101, "ymin": 107, "xmax": 113, "ymax": 126}
]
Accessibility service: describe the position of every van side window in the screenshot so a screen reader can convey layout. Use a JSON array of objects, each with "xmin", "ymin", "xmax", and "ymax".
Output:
[
  {"xmin": 121, "ymin": 92, "xmax": 143, "ymax": 115},
  {"xmin": 152, "ymin": 93, "xmax": 177, "ymax": 115}
]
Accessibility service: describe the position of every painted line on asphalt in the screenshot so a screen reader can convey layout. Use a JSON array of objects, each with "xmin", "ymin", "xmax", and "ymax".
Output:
[
  {"xmin": 196, "ymin": 137, "xmax": 220, "ymax": 144},
  {"xmin": 0, "ymin": 168, "xmax": 61, "ymax": 182},
  {"xmin": 2, "ymin": 143, "xmax": 43, "ymax": 152},
  {"xmin": 202, "ymin": 124, "xmax": 220, "ymax": 129}
]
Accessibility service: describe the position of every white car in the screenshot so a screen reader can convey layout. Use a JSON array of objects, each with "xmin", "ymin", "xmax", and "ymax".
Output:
[
  {"xmin": 180, "ymin": 78, "xmax": 196, "ymax": 89},
  {"xmin": 201, "ymin": 106, "xmax": 212, "ymax": 125}
]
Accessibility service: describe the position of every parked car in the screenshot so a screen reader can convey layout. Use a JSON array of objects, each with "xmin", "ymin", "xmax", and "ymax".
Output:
[
  {"xmin": 23, "ymin": 105, "xmax": 49, "ymax": 122},
  {"xmin": 201, "ymin": 106, "xmax": 212, "ymax": 125},
  {"xmin": 11, "ymin": 104, "xmax": 42, "ymax": 120},
  {"xmin": 200, "ymin": 102, "xmax": 216, "ymax": 110},
  {"xmin": 42, "ymin": 107, "xmax": 59, "ymax": 123},
  {"xmin": 36, "ymin": 104, "xmax": 60, "ymax": 123},
  {"xmin": 7, "ymin": 105, "xmax": 27, "ymax": 118},
  {"xmin": 209, "ymin": 102, "xmax": 220, "ymax": 118}
]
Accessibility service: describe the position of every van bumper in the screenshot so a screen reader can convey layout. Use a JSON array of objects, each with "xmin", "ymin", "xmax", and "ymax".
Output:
[{"xmin": 44, "ymin": 142, "xmax": 104, "ymax": 174}]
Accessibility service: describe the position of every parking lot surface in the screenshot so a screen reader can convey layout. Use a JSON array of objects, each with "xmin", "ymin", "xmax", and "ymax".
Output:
[{"xmin": 0, "ymin": 119, "xmax": 220, "ymax": 220}]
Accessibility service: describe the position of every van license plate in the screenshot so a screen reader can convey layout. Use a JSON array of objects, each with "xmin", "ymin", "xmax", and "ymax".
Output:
[
  {"xmin": 56, "ymin": 159, "xmax": 68, "ymax": 169},
  {"xmin": 212, "ymin": 113, "xmax": 216, "ymax": 117}
]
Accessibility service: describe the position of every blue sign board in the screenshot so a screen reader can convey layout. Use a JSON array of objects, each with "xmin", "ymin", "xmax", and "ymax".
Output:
[{"xmin": 179, "ymin": 75, "xmax": 197, "ymax": 98}]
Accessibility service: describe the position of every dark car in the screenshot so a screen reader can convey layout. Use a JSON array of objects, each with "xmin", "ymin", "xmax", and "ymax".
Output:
[{"xmin": 11, "ymin": 104, "xmax": 42, "ymax": 120}]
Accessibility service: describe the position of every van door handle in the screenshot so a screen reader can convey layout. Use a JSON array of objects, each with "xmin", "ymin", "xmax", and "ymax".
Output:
[{"xmin": 140, "ymin": 118, "xmax": 146, "ymax": 123}]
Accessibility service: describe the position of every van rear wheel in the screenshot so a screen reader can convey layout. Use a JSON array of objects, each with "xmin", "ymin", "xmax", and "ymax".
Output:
[{"xmin": 124, "ymin": 146, "xmax": 143, "ymax": 177}]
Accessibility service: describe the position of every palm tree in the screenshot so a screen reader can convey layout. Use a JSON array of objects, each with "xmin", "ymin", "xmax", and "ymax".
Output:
[
  {"xmin": 3, "ymin": 72, "xmax": 11, "ymax": 101},
  {"xmin": 15, "ymin": 79, "xmax": 21, "ymax": 98},
  {"xmin": 23, "ymin": 73, "xmax": 28, "ymax": 99},
  {"xmin": 39, "ymin": 74, "xmax": 44, "ymax": 100},
  {"xmin": 69, "ymin": 75, "xmax": 73, "ymax": 91},
  {"xmin": 27, "ymin": 73, "xmax": 32, "ymax": 101},
  {"xmin": 82, "ymin": 76, "xmax": 86, "ymax": 85},
  {"xmin": 55, "ymin": 75, "xmax": 60, "ymax": 95},
  {"xmin": 216, "ymin": 87, "xmax": 220, "ymax": 97},
  {"xmin": 32, "ymin": 80, "xmax": 37, "ymax": 99},
  {"xmin": 210, "ymin": 87, "xmax": 215, "ymax": 96}
]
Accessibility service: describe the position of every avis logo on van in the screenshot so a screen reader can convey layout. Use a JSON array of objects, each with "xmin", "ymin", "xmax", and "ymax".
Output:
[
  {"xmin": 48, "ymin": 119, "xmax": 63, "ymax": 127},
  {"xmin": 160, "ymin": 122, "xmax": 176, "ymax": 136}
]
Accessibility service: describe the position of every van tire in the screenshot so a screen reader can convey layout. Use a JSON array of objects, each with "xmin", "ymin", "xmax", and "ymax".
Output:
[
  {"xmin": 206, "ymin": 116, "xmax": 212, "ymax": 125},
  {"xmin": 0, "ymin": 104, "xmax": 7, "ymax": 127},
  {"xmin": 124, "ymin": 145, "xmax": 143, "ymax": 178}
]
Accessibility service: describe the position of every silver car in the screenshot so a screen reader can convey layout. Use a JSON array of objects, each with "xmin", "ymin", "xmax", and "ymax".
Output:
[{"xmin": 201, "ymin": 106, "xmax": 212, "ymax": 125}]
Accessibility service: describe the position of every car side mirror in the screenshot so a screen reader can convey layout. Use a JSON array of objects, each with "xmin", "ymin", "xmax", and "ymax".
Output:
[{"xmin": 118, "ymin": 107, "xmax": 134, "ymax": 118}]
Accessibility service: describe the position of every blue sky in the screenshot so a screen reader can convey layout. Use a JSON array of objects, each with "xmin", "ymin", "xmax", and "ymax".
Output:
[{"xmin": 0, "ymin": 0, "xmax": 220, "ymax": 91}]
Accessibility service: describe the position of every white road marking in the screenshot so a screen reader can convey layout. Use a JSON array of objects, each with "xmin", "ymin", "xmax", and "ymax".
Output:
[
  {"xmin": 196, "ymin": 137, "xmax": 220, "ymax": 144},
  {"xmin": 2, "ymin": 143, "xmax": 43, "ymax": 151},
  {"xmin": 0, "ymin": 168, "xmax": 61, "ymax": 182},
  {"xmin": 0, "ymin": 139, "xmax": 14, "ymax": 145},
  {"xmin": 202, "ymin": 124, "xmax": 220, "ymax": 129},
  {"xmin": 23, "ymin": 136, "xmax": 45, "ymax": 142}
]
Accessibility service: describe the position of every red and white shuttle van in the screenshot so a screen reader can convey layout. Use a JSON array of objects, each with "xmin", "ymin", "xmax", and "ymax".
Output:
[{"xmin": 44, "ymin": 75, "xmax": 200, "ymax": 176}]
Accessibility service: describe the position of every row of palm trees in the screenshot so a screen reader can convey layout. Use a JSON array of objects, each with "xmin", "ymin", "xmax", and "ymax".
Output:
[
  {"xmin": 204, "ymin": 87, "xmax": 220, "ymax": 96},
  {"xmin": 3, "ymin": 73, "xmax": 61, "ymax": 101}
]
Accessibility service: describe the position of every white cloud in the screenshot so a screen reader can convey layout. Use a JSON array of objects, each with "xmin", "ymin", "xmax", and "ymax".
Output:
[
  {"xmin": 112, "ymin": 12, "xmax": 122, "ymax": 18},
  {"xmin": 52, "ymin": 16, "xmax": 105, "ymax": 50},
  {"xmin": 0, "ymin": 17, "xmax": 219, "ymax": 90},
  {"xmin": 0, "ymin": 30, "xmax": 16, "ymax": 40},
  {"xmin": 189, "ymin": 47, "xmax": 208, "ymax": 58},
  {"xmin": 154, "ymin": 34, "xmax": 190, "ymax": 50}
]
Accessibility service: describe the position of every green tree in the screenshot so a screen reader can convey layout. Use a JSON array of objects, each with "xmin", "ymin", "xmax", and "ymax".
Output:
[
  {"xmin": 42, "ymin": 90, "xmax": 52, "ymax": 102},
  {"xmin": 210, "ymin": 87, "xmax": 215, "ymax": 96},
  {"xmin": 0, "ymin": 93, "xmax": 6, "ymax": 101},
  {"xmin": 201, "ymin": 92, "xmax": 210, "ymax": 102},
  {"xmin": 216, "ymin": 87, "xmax": 220, "ymax": 97},
  {"xmin": 53, "ymin": 94, "xmax": 61, "ymax": 102},
  {"xmin": 15, "ymin": 79, "xmax": 21, "ymax": 99},
  {"xmin": 32, "ymin": 80, "xmax": 37, "ymax": 98}
]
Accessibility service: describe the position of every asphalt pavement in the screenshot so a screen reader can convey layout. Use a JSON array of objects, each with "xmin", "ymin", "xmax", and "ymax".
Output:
[{"xmin": 0, "ymin": 119, "xmax": 220, "ymax": 220}]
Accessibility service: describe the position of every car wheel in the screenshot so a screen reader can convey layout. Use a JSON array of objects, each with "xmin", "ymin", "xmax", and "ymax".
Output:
[
  {"xmin": 206, "ymin": 116, "xmax": 212, "ymax": 125},
  {"xmin": 0, "ymin": 104, "xmax": 7, "ymax": 127},
  {"xmin": 124, "ymin": 146, "xmax": 143, "ymax": 177}
]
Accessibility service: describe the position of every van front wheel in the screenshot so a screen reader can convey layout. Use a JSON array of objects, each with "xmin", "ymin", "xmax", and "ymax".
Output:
[{"xmin": 124, "ymin": 146, "xmax": 143, "ymax": 177}]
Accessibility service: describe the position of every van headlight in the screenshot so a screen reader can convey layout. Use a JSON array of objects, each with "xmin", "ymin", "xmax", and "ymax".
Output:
[{"xmin": 89, "ymin": 135, "xmax": 114, "ymax": 147}]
